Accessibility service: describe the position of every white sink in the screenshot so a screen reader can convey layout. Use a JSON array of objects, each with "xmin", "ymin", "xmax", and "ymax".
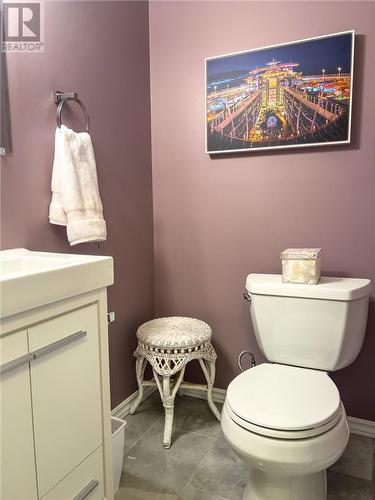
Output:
[
  {"xmin": 0, "ymin": 249, "xmax": 114, "ymax": 319},
  {"xmin": 1, "ymin": 253, "xmax": 77, "ymax": 277}
]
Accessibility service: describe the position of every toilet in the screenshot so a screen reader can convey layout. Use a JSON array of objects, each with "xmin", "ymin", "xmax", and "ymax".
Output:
[{"xmin": 222, "ymin": 274, "xmax": 371, "ymax": 500}]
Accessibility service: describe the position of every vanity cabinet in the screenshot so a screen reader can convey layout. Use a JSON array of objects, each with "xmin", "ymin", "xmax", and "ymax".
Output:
[{"xmin": 0, "ymin": 251, "xmax": 114, "ymax": 500}]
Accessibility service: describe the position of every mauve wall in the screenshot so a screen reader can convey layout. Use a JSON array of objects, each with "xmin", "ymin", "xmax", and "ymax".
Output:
[
  {"xmin": 149, "ymin": 1, "xmax": 375, "ymax": 419},
  {"xmin": 0, "ymin": 1, "xmax": 154, "ymax": 409}
]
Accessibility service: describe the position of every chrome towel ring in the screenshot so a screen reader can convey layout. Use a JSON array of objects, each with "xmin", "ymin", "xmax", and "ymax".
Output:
[{"xmin": 54, "ymin": 90, "xmax": 90, "ymax": 133}]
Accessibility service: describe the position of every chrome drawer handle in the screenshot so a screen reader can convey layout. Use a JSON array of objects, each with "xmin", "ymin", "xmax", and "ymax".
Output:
[
  {"xmin": 31, "ymin": 330, "xmax": 87, "ymax": 361},
  {"xmin": 0, "ymin": 330, "xmax": 87, "ymax": 375},
  {"xmin": 72, "ymin": 479, "xmax": 99, "ymax": 500},
  {"xmin": 0, "ymin": 353, "xmax": 32, "ymax": 375}
]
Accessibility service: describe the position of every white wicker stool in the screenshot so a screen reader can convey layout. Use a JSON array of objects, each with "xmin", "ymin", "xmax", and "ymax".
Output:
[{"xmin": 130, "ymin": 317, "xmax": 221, "ymax": 448}]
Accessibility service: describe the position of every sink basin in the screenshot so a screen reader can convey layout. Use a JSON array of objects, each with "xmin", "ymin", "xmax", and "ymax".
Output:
[
  {"xmin": 1, "ymin": 254, "xmax": 77, "ymax": 277},
  {"xmin": 0, "ymin": 249, "xmax": 114, "ymax": 319}
]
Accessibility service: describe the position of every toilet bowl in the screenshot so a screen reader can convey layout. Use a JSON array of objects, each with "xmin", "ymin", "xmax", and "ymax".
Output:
[
  {"xmin": 221, "ymin": 363, "xmax": 349, "ymax": 500},
  {"xmin": 222, "ymin": 273, "xmax": 370, "ymax": 499}
]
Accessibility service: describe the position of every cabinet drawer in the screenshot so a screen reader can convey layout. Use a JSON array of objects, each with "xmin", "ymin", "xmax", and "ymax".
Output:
[
  {"xmin": 42, "ymin": 446, "xmax": 104, "ymax": 500},
  {"xmin": 28, "ymin": 305, "xmax": 103, "ymax": 496}
]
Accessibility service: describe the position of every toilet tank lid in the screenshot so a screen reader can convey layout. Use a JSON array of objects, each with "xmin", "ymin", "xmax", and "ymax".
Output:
[{"xmin": 246, "ymin": 274, "xmax": 371, "ymax": 301}]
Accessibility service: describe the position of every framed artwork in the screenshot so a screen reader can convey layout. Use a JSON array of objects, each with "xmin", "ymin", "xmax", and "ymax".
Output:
[{"xmin": 205, "ymin": 31, "xmax": 355, "ymax": 154}]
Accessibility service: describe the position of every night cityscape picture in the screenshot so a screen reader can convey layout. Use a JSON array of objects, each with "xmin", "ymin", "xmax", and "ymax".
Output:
[{"xmin": 206, "ymin": 31, "xmax": 354, "ymax": 154}]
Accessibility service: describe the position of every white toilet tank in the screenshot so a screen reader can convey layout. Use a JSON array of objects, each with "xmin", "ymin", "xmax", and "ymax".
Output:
[{"xmin": 246, "ymin": 274, "xmax": 371, "ymax": 371}]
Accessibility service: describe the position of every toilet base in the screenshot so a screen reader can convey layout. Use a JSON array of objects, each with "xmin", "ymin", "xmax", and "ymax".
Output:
[{"xmin": 243, "ymin": 467, "xmax": 327, "ymax": 500}]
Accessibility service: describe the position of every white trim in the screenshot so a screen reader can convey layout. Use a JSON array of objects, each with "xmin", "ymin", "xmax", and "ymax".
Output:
[
  {"xmin": 347, "ymin": 416, "xmax": 375, "ymax": 439},
  {"xmin": 111, "ymin": 386, "xmax": 156, "ymax": 420},
  {"xmin": 205, "ymin": 30, "xmax": 355, "ymax": 63},
  {"xmin": 112, "ymin": 385, "xmax": 375, "ymax": 439},
  {"xmin": 179, "ymin": 387, "xmax": 375, "ymax": 439},
  {"xmin": 181, "ymin": 386, "xmax": 226, "ymax": 405}
]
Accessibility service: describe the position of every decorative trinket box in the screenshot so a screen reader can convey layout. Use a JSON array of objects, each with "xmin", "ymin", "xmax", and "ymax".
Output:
[{"xmin": 281, "ymin": 248, "xmax": 322, "ymax": 285}]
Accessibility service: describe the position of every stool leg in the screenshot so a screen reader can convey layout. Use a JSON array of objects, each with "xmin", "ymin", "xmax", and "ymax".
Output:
[
  {"xmin": 130, "ymin": 356, "xmax": 146, "ymax": 414},
  {"xmin": 199, "ymin": 359, "xmax": 221, "ymax": 421},
  {"xmin": 162, "ymin": 377, "xmax": 174, "ymax": 449},
  {"xmin": 153, "ymin": 365, "xmax": 186, "ymax": 448}
]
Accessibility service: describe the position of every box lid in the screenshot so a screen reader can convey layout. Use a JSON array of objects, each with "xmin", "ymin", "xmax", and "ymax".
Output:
[{"xmin": 280, "ymin": 248, "xmax": 322, "ymax": 260}]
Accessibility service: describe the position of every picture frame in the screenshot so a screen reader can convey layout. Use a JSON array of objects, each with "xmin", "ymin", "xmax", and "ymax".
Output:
[{"xmin": 205, "ymin": 30, "xmax": 355, "ymax": 154}]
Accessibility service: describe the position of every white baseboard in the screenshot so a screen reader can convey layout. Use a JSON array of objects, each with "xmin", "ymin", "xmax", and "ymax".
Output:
[
  {"xmin": 178, "ymin": 387, "xmax": 375, "ymax": 439},
  {"xmin": 347, "ymin": 416, "xmax": 375, "ymax": 439},
  {"xmin": 180, "ymin": 386, "xmax": 226, "ymax": 404},
  {"xmin": 112, "ymin": 385, "xmax": 375, "ymax": 439},
  {"xmin": 111, "ymin": 386, "xmax": 157, "ymax": 420}
]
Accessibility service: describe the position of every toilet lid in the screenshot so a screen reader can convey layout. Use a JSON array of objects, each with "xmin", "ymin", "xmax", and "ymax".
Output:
[{"xmin": 226, "ymin": 363, "xmax": 340, "ymax": 431}]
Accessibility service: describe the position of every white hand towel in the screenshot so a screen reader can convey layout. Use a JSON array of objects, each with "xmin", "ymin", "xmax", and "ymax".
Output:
[{"xmin": 49, "ymin": 125, "xmax": 107, "ymax": 246}]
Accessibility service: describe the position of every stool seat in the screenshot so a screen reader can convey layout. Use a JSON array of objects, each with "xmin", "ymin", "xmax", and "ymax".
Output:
[
  {"xmin": 136, "ymin": 316, "xmax": 212, "ymax": 350},
  {"xmin": 130, "ymin": 316, "xmax": 220, "ymax": 448}
]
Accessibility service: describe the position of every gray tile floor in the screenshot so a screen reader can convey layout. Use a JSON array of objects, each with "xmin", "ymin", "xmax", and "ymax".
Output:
[{"xmin": 115, "ymin": 393, "xmax": 375, "ymax": 500}]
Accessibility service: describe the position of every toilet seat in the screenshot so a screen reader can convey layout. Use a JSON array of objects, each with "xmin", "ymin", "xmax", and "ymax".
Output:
[
  {"xmin": 225, "ymin": 400, "xmax": 342, "ymax": 439},
  {"xmin": 226, "ymin": 363, "xmax": 341, "ymax": 439}
]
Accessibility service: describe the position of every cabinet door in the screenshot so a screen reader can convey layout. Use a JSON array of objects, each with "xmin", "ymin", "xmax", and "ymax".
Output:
[
  {"xmin": 0, "ymin": 330, "xmax": 38, "ymax": 500},
  {"xmin": 28, "ymin": 305, "xmax": 103, "ymax": 497}
]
